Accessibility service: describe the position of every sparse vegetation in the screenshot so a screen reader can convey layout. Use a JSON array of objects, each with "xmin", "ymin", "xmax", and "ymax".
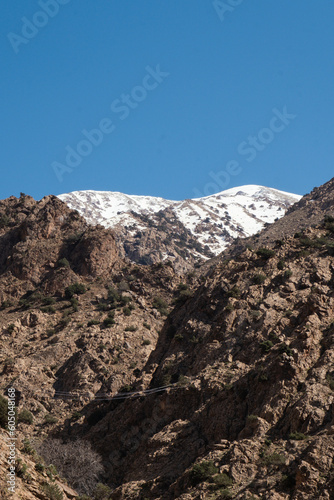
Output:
[
  {"xmin": 227, "ymin": 286, "xmax": 241, "ymax": 298},
  {"xmin": 65, "ymin": 282, "xmax": 86, "ymax": 299},
  {"xmin": 57, "ymin": 257, "xmax": 70, "ymax": 268},
  {"xmin": 260, "ymin": 340, "xmax": 273, "ymax": 353},
  {"xmin": 44, "ymin": 414, "xmax": 58, "ymax": 425},
  {"xmin": 41, "ymin": 482, "xmax": 63, "ymax": 500},
  {"xmin": 92, "ymin": 483, "xmax": 112, "ymax": 500},
  {"xmin": 279, "ymin": 342, "xmax": 293, "ymax": 357},
  {"xmin": 256, "ymin": 248, "xmax": 276, "ymax": 259},
  {"xmin": 125, "ymin": 325, "xmax": 137, "ymax": 332},
  {"xmin": 260, "ymin": 452, "xmax": 285, "ymax": 466},
  {"xmin": 18, "ymin": 409, "xmax": 33, "ymax": 425},
  {"xmin": 88, "ymin": 319, "xmax": 100, "ymax": 327},
  {"xmin": 152, "ymin": 296, "xmax": 168, "ymax": 315},
  {"xmin": 289, "ymin": 431, "xmax": 307, "ymax": 440},
  {"xmin": 277, "ymin": 259, "xmax": 285, "ymax": 270},
  {"xmin": 0, "ymin": 214, "xmax": 10, "ymax": 228},
  {"xmin": 190, "ymin": 460, "xmax": 219, "ymax": 485},
  {"xmin": 102, "ymin": 317, "xmax": 115, "ymax": 327},
  {"xmin": 7, "ymin": 323, "xmax": 15, "ymax": 333},
  {"xmin": 252, "ymin": 273, "xmax": 266, "ymax": 285}
]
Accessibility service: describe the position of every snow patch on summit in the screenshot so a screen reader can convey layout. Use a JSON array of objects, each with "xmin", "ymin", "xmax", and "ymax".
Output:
[{"xmin": 58, "ymin": 186, "xmax": 301, "ymax": 257}]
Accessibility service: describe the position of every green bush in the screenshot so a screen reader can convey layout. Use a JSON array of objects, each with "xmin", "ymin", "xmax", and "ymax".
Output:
[
  {"xmin": 252, "ymin": 273, "xmax": 266, "ymax": 285},
  {"xmin": 44, "ymin": 414, "xmax": 58, "ymax": 425},
  {"xmin": 35, "ymin": 462, "xmax": 45, "ymax": 472},
  {"xmin": 42, "ymin": 296, "xmax": 56, "ymax": 305},
  {"xmin": 22, "ymin": 439, "xmax": 35, "ymax": 455},
  {"xmin": 123, "ymin": 307, "xmax": 131, "ymax": 316},
  {"xmin": 178, "ymin": 282, "xmax": 189, "ymax": 291},
  {"xmin": 40, "ymin": 305, "xmax": 56, "ymax": 314},
  {"xmin": 87, "ymin": 319, "xmax": 100, "ymax": 327},
  {"xmin": 277, "ymin": 260, "xmax": 285, "ymax": 270},
  {"xmin": 41, "ymin": 482, "xmax": 63, "ymax": 500},
  {"xmin": 18, "ymin": 409, "xmax": 33, "ymax": 425},
  {"xmin": 92, "ymin": 483, "xmax": 112, "ymax": 500},
  {"xmin": 119, "ymin": 385, "xmax": 134, "ymax": 393},
  {"xmin": 261, "ymin": 452, "xmax": 285, "ymax": 466},
  {"xmin": 176, "ymin": 289, "xmax": 193, "ymax": 304},
  {"xmin": 143, "ymin": 322, "xmax": 151, "ymax": 330},
  {"xmin": 152, "ymin": 296, "xmax": 168, "ymax": 315},
  {"xmin": 119, "ymin": 295, "xmax": 131, "ymax": 306},
  {"xmin": 0, "ymin": 214, "xmax": 10, "ymax": 228},
  {"xmin": 260, "ymin": 340, "xmax": 273, "ymax": 353},
  {"xmin": 227, "ymin": 286, "xmax": 241, "ymax": 298},
  {"xmin": 16, "ymin": 459, "xmax": 28, "ymax": 478},
  {"xmin": 97, "ymin": 303, "xmax": 110, "ymax": 311},
  {"xmin": 57, "ymin": 258, "xmax": 70, "ymax": 268},
  {"xmin": 142, "ymin": 339, "xmax": 151, "ymax": 345},
  {"xmin": 71, "ymin": 411, "xmax": 83, "ymax": 422},
  {"xmin": 212, "ymin": 473, "xmax": 233, "ymax": 488},
  {"xmin": 103, "ymin": 317, "xmax": 115, "ymax": 328},
  {"xmin": 225, "ymin": 303, "xmax": 234, "ymax": 313},
  {"xmin": 70, "ymin": 296, "xmax": 78, "ymax": 306},
  {"xmin": 190, "ymin": 460, "xmax": 219, "ymax": 485},
  {"xmin": 65, "ymin": 283, "xmax": 86, "ymax": 299},
  {"xmin": 256, "ymin": 248, "xmax": 276, "ymax": 259},
  {"xmin": 289, "ymin": 431, "xmax": 307, "ymax": 440},
  {"xmin": 107, "ymin": 287, "xmax": 120, "ymax": 304},
  {"xmin": 0, "ymin": 299, "xmax": 14, "ymax": 310},
  {"xmin": 125, "ymin": 325, "xmax": 137, "ymax": 332},
  {"xmin": 279, "ymin": 343, "xmax": 293, "ymax": 357},
  {"xmin": 7, "ymin": 323, "xmax": 15, "ymax": 333}
]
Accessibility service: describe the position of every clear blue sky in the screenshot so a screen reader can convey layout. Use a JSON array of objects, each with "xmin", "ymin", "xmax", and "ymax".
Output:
[{"xmin": 1, "ymin": 0, "xmax": 334, "ymax": 201}]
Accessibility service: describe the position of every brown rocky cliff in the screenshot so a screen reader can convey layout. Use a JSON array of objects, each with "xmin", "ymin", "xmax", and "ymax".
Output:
[
  {"xmin": 76, "ymin": 212, "xmax": 334, "ymax": 499},
  {"xmin": 1, "ymin": 183, "xmax": 334, "ymax": 499},
  {"xmin": 0, "ymin": 194, "xmax": 119, "ymax": 298}
]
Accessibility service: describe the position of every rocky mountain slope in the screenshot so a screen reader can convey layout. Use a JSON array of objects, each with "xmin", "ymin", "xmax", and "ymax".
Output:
[
  {"xmin": 69, "ymin": 203, "xmax": 334, "ymax": 499},
  {"xmin": 0, "ymin": 193, "xmax": 186, "ymax": 498},
  {"xmin": 0, "ymin": 179, "xmax": 334, "ymax": 499},
  {"xmin": 58, "ymin": 186, "xmax": 301, "ymax": 272}
]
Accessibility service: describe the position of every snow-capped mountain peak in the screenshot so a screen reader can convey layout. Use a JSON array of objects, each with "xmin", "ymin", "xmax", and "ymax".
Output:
[{"xmin": 58, "ymin": 185, "xmax": 301, "ymax": 271}]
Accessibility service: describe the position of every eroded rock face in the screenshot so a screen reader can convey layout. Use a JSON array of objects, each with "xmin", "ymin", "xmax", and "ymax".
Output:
[
  {"xmin": 78, "ymin": 210, "xmax": 334, "ymax": 499},
  {"xmin": 0, "ymin": 194, "xmax": 119, "ymax": 295},
  {"xmin": 1, "ymin": 180, "xmax": 334, "ymax": 499}
]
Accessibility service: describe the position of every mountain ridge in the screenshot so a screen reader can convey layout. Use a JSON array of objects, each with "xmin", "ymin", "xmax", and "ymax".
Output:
[{"xmin": 58, "ymin": 185, "xmax": 301, "ymax": 272}]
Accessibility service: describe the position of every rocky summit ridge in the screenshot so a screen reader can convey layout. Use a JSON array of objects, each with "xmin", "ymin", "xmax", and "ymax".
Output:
[
  {"xmin": 58, "ymin": 185, "xmax": 301, "ymax": 272},
  {"xmin": 0, "ymin": 179, "xmax": 334, "ymax": 499}
]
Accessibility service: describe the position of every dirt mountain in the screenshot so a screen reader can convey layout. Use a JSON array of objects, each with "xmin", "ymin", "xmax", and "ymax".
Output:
[
  {"xmin": 0, "ymin": 193, "xmax": 186, "ymax": 498},
  {"xmin": 0, "ymin": 179, "xmax": 334, "ymax": 499}
]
